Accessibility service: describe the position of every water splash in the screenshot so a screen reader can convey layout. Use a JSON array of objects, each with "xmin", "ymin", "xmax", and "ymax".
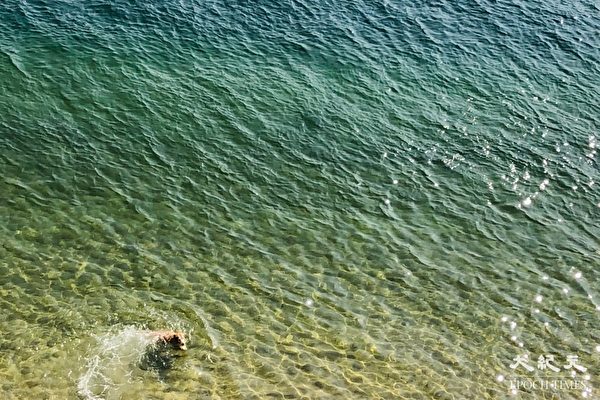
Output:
[{"xmin": 77, "ymin": 327, "xmax": 158, "ymax": 400}]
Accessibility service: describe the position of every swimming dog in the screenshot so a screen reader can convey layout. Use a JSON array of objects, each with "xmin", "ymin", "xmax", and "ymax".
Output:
[{"xmin": 139, "ymin": 330, "xmax": 187, "ymax": 373}]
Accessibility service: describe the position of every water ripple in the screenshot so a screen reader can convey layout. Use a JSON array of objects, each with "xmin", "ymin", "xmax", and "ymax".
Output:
[{"xmin": 0, "ymin": 0, "xmax": 598, "ymax": 398}]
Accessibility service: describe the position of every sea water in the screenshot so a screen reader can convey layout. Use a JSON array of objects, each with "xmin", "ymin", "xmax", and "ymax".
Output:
[{"xmin": 0, "ymin": 0, "xmax": 598, "ymax": 398}]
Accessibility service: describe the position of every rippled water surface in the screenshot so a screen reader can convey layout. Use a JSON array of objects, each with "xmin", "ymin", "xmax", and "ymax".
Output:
[{"xmin": 0, "ymin": 0, "xmax": 599, "ymax": 399}]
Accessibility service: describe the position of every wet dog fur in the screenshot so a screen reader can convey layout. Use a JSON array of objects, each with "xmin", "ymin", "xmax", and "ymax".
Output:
[
  {"xmin": 139, "ymin": 330, "xmax": 187, "ymax": 374},
  {"xmin": 148, "ymin": 330, "xmax": 187, "ymax": 351}
]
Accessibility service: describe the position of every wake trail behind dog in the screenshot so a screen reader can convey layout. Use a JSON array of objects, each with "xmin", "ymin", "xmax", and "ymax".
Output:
[{"xmin": 77, "ymin": 326, "xmax": 160, "ymax": 400}]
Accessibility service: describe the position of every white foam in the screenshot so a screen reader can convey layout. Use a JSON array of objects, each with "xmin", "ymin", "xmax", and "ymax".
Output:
[{"xmin": 77, "ymin": 326, "xmax": 157, "ymax": 400}]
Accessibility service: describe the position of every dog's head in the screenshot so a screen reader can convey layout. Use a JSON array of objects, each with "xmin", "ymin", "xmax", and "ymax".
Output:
[{"xmin": 165, "ymin": 331, "xmax": 187, "ymax": 350}]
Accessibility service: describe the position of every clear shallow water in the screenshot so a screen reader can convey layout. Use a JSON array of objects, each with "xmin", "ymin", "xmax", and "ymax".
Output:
[{"xmin": 0, "ymin": 0, "xmax": 599, "ymax": 398}]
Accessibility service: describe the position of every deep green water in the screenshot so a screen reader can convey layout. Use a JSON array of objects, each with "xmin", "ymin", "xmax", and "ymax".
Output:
[{"xmin": 0, "ymin": 0, "xmax": 599, "ymax": 399}]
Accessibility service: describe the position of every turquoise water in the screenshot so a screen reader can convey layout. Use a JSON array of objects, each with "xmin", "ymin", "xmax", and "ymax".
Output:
[{"xmin": 0, "ymin": 0, "xmax": 599, "ymax": 398}]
